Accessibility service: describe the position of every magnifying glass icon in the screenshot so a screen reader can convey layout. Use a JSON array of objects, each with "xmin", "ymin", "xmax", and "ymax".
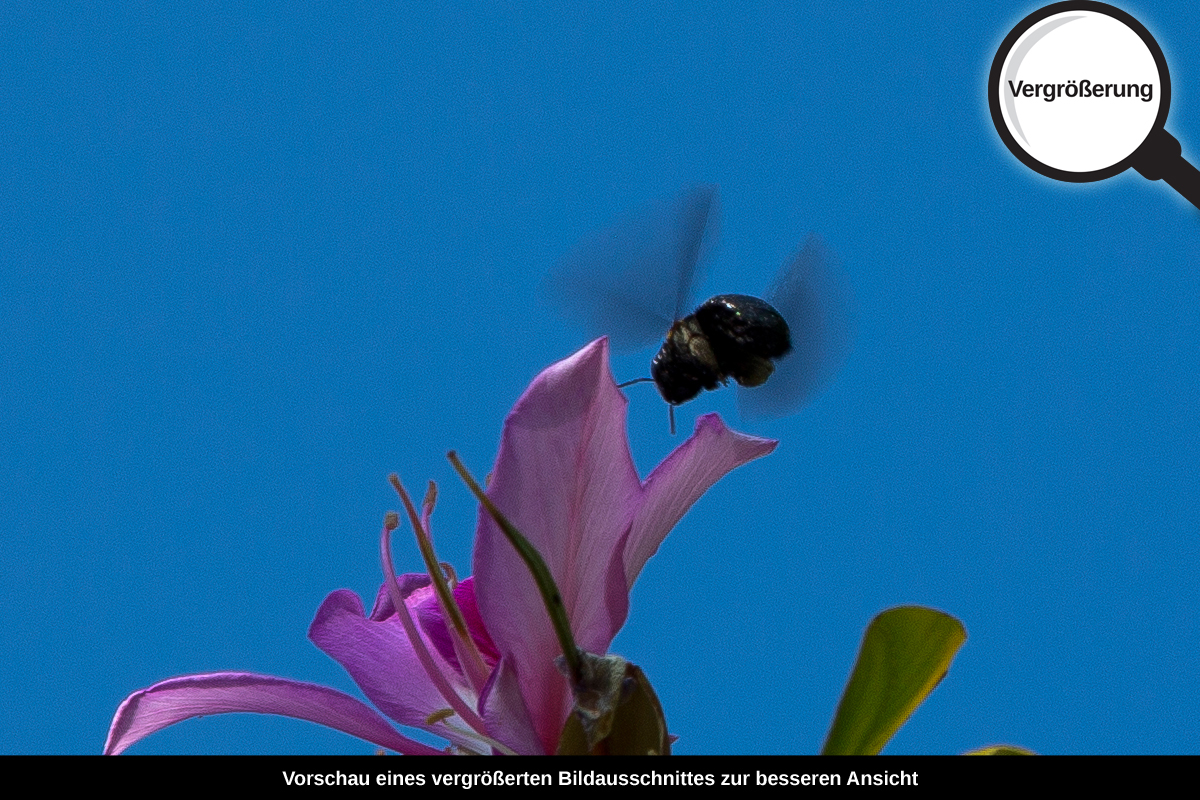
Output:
[{"xmin": 990, "ymin": 1, "xmax": 1200, "ymax": 210}]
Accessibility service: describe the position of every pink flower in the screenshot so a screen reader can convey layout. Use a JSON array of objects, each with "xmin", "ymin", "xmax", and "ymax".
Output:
[{"xmin": 105, "ymin": 338, "xmax": 776, "ymax": 754}]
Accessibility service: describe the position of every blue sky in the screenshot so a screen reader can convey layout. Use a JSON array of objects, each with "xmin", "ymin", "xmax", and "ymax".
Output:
[{"xmin": 3, "ymin": 2, "xmax": 1199, "ymax": 755}]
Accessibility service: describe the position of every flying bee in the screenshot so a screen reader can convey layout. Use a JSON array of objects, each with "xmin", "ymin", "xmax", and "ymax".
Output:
[
  {"xmin": 649, "ymin": 292, "xmax": 791, "ymax": 404},
  {"xmin": 547, "ymin": 185, "xmax": 852, "ymax": 431}
]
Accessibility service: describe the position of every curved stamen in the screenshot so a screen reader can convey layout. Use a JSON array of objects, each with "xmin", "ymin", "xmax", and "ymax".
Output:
[
  {"xmin": 378, "ymin": 516, "xmax": 487, "ymax": 735},
  {"xmin": 390, "ymin": 476, "xmax": 491, "ymax": 694}
]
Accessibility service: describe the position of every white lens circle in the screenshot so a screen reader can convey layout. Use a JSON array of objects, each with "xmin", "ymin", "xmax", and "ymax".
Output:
[{"xmin": 996, "ymin": 9, "xmax": 1163, "ymax": 174}]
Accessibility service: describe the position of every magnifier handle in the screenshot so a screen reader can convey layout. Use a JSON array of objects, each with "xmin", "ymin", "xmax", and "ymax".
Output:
[{"xmin": 1132, "ymin": 129, "xmax": 1200, "ymax": 211}]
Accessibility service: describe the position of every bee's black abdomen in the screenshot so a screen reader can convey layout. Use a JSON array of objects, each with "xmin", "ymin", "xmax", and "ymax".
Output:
[{"xmin": 695, "ymin": 294, "xmax": 792, "ymax": 387}]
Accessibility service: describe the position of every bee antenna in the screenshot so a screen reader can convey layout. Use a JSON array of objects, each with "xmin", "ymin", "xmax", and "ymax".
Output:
[{"xmin": 614, "ymin": 376, "xmax": 676, "ymax": 435}]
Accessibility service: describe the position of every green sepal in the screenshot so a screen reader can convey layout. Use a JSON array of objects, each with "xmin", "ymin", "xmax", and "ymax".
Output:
[{"xmin": 557, "ymin": 654, "xmax": 671, "ymax": 755}]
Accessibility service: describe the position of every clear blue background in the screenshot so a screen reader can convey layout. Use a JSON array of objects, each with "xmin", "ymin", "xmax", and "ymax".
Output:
[{"xmin": 3, "ymin": 2, "xmax": 1198, "ymax": 755}]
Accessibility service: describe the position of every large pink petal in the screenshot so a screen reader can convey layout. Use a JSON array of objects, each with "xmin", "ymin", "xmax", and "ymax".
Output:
[
  {"xmin": 471, "ymin": 340, "xmax": 777, "ymax": 755},
  {"xmin": 624, "ymin": 413, "xmax": 777, "ymax": 587},
  {"xmin": 473, "ymin": 337, "xmax": 637, "ymax": 753},
  {"xmin": 104, "ymin": 672, "xmax": 441, "ymax": 755}
]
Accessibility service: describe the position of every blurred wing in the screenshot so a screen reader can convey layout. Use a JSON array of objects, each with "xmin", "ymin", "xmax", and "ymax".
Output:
[
  {"xmin": 738, "ymin": 234, "xmax": 854, "ymax": 419},
  {"xmin": 545, "ymin": 185, "xmax": 720, "ymax": 352}
]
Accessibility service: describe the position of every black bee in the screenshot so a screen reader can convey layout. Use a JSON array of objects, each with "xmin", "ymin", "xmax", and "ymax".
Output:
[
  {"xmin": 547, "ymin": 185, "xmax": 851, "ymax": 428},
  {"xmin": 650, "ymin": 293, "xmax": 791, "ymax": 405}
]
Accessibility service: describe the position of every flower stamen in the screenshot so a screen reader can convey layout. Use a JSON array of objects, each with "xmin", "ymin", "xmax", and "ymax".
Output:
[
  {"xmin": 379, "ymin": 515, "xmax": 487, "ymax": 734},
  {"xmin": 389, "ymin": 475, "xmax": 491, "ymax": 693}
]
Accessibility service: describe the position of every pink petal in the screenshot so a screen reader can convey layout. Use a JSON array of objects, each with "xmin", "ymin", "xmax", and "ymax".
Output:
[
  {"xmin": 624, "ymin": 413, "xmax": 777, "ymax": 587},
  {"xmin": 104, "ymin": 672, "xmax": 441, "ymax": 755},
  {"xmin": 473, "ymin": 337, "xmax": 638, "ymax": 752},
  {"xmin": 478, "ymin": 657, "xmax": 543, "ymax": 755},
  {"xmin": 308, "ymin": 587, "xmax": 480, "ymax": 749},
  {"xmin": 412, "ymin": 577, "xmax": 499, "ymax": 673}
]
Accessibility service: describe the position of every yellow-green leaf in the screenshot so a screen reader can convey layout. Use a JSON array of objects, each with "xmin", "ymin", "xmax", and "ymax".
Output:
[
  {"xmin": 821, "ymin": 606, "xmax": 966, "ymax": 755},
  {"xmin": 965, "ymin": 745, "xmax": 1036, "ymax": 755}
]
